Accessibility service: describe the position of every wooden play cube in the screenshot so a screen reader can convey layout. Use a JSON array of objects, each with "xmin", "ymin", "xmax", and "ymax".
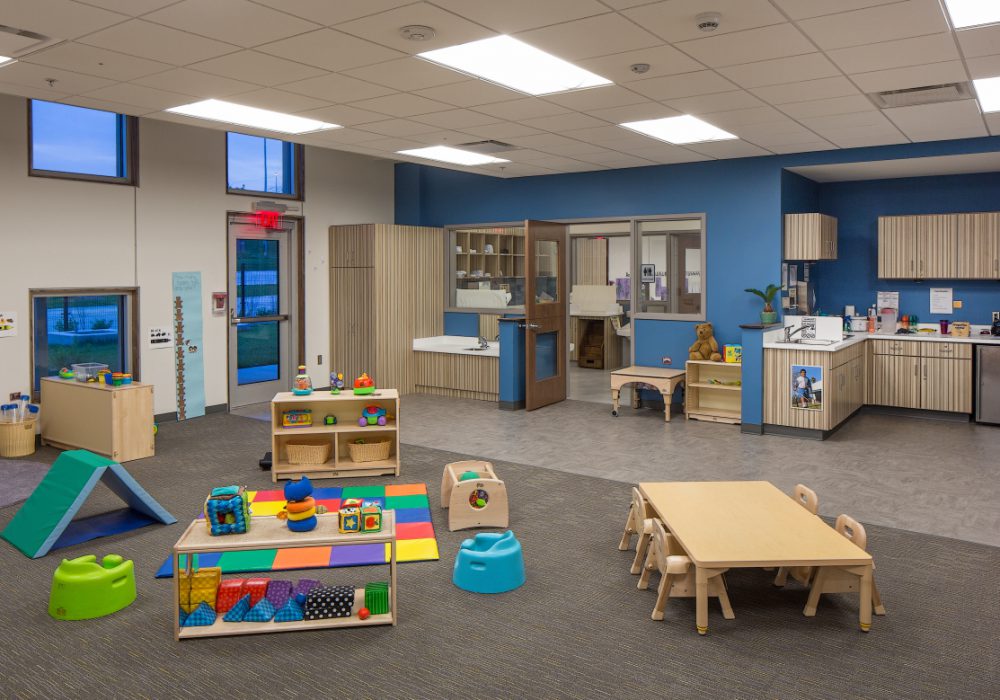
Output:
[{"xmin": 440, "ymin": 460, "xmax": 509, "ymax": 532}]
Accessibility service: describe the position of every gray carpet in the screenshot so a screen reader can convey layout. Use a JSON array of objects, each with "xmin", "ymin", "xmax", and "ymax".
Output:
[
  {"xmin": 0, "ymin": 458, "xmax": 50, "ymax": 508},
  {"xmin": 0, "ymin": 413, "xmax": 996, "ymax": 699}
]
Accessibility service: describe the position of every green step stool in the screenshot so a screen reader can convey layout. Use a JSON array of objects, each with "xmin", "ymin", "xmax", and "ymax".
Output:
[{"xmin": 49, "ymin": 554, "xmax": 137, "ymax": 621}]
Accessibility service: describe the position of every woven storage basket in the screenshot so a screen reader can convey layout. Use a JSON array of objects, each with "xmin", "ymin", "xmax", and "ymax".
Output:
[
  {"xmin": 0, "ymin": 419, "xmax": 37, "ymax": 458},
  {"xmin": 348, "ymin": 438, "xmax": 391, "ymax": 463},
  {"xmin": 286, "ymin": 440, "xmax": 331, "ymax": 465}
]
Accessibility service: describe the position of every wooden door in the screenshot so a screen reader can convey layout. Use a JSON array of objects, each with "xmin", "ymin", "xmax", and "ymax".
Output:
[
  {"xmin": 916, "ymin": 214, "xmax": 958, "ymax": 278},
  {"xmin": 921, "ymin": 358, "xmax": 972, "ymax": 413},
  {"xmin": 877, "ymin": 216, "xmax": 916, "ymax": 278},
  {"xmin": 525, "ymin": 220, "xmax": 568, "ymax": 411},
  {"xmin": 957, "ymin": 213, "xmax": 1000, "ymax": 279},
  {"xmin": 873, "ymin": 355, "xmax": 920, "ymax": 408}
]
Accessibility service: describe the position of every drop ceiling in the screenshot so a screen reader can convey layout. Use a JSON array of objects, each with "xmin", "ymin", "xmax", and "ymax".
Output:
[
  {"xmin": 1, "ymin": 0, "xmax": 999, "ymax": 177},
  {"xmin": 787, "ymin": 150, "xmax": 1000, "ymax": 182}
]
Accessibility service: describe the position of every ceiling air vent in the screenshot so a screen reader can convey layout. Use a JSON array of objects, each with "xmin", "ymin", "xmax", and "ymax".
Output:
[
  {"xmin": 456, "ymin": 140, "xmax": 518, "ymax": 154},
  {"xmin": 868, "ymin": 82, "xmax": 973, "ymax": 109},
  {"xmin": 0, "ymin": 25, "xmax": 57, "ymax": 56}
]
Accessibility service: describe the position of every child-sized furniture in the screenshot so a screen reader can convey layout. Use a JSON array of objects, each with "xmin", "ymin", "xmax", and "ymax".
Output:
[
  {"xmin": 618, "ymin": 487, "xmax": 655, "ymax": 575},
  {"xmin": 684, "ymin": 360, "xmax": 742, "ymax": 425},
  {"xmin": 638, "ymin": 519, "xmax": 735, "ymax": 623},
  {"xmin": 609, "ymin": 366, "xmax": 686, "ymax": 422},
  {"xmin": 453, "ymin": 531, "xmax": 525, "ymax": 594},
  {"xmin": 440, "ymin": 460, "xmax": 509, "ymax": 532},
  {"xmin": 804, "ymin": 514, "xmax": 887, "ymax": 621},
  {"xmin": 773, "ymin": 483, "xmax": 820, "ymax": 587},
  {"xmin": 49, "ymin": 554, "xmax": 136, "ymax": 620}
]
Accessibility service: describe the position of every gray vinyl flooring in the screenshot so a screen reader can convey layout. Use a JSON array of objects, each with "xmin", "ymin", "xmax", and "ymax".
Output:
[{"xmin": 234, "ymin": 393, "xmax": 1000, "ymax": 547}]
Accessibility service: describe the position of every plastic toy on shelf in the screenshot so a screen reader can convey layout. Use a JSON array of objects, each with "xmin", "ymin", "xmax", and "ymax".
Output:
[
  {"xmin": 358, "ymin": 405, "xmax": 388, "ymax": 427},
  {"xmin": 324, "ymin": 415, "xmax": 337, "ymax": 425},
  {"xmin": 204, "ymin": 486, "xmax": 251, "ymax": 536},
  {"xmin": 49, "ymin": 554, "xmax": 136, "ymax": 620},
  {"xmin": 353, "ymin": 373, "xmax": 375, "ymax": 395},
  {"xmin": 293, "ymin": 365, "xmax": 313, "ymax": 395},
  {"xmin": 330, "ymin": 371, "xmax": 346, "ymax": 394},
  {"xmin": 276, "ymin": 476, "xmax": 327, "ymax": 532},
  {"xmin": 282, "ymin": 409, "xmax": 312, "ymax": 428}
]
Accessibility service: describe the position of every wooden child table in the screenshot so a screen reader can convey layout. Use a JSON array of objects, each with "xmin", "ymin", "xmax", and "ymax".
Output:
[{"xmin": 610, "ymin": 366, "xmax": 686, "ymax": 421}]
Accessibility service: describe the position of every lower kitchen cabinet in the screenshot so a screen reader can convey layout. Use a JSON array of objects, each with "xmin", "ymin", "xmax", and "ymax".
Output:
[
  {"xmin": 872, "ymin": 341, "xmax": 971, "ymax": 413},
  {"xmin": 921, "ymin": 357, "xmax": 972, "ymax": 413},
  {"xmin": 873, "ymin": 355, "xmax": 921, "ymax": 409}
]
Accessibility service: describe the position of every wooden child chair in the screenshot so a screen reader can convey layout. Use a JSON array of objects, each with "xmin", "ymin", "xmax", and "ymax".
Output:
[
  {"xmin": 773, "ymin": 483, "xmax": 820, "ymax": 587},
  {"xmin": 440, "ymin": 460, "xmax": 509, "ymax": 532},
  {"xmin": 803, "ymin": 514, "xmax": 886, "ymax": 620},
  {"xmin": 618, "ymin": 487, "xmax": 654, "ymax": 575},
  {"xmin": 639, "ymin": 519, "xmax": 735, "ymax": 624}
]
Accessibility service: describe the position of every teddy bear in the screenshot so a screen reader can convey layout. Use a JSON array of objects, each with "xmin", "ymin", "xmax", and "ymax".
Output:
[{"xmin": 689, "ymin": 322, "xmax": 722, "ymax": 362}]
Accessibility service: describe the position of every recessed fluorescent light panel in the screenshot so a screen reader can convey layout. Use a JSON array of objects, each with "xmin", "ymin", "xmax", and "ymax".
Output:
[
  {"xmin": 397, "ymin": 145, "xmax": 509, "ymax": 166},
  {"xmin": 0, "ymin": 56, "xmax": 15, "ymax": 67},
  {"xmin": 943, "ymin": 0, "xmax": 1000, "ymax": 28},
  {"xmin": 418, "ymin": 35, "xmax": 611, "ymax": 96},
  {"xmin": 973, "ymin": 76, "xmax": 1000, "ymax": 112},
  {"xmin": 619, "ymin": 115, "xmax": 737, "ymax": 145},
  {"xmin": 165, "ymin": 99, "xmax": 339, "ymax": 134}
]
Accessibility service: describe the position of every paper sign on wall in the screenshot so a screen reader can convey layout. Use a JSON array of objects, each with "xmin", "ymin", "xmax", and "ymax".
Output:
[
  {"xmin": 0, "ymin": 311, "xmax": 16, "ymax": 338},
  {"xmin": 148, "ymin": 326, "xmax": 174, "ymax": 349},
  {"xmin": 930, "ymin": 288, "xmax": 953, "ymax": 315}
]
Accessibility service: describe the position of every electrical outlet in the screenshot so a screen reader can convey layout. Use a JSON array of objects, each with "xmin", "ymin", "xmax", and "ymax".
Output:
[
  {"xmin": 662, "ymin": 356, "xmax": 672, "ymax": 366},
  {"xmin": 317, "ymin": 354, "xmax": 323, "ymax": 364}
]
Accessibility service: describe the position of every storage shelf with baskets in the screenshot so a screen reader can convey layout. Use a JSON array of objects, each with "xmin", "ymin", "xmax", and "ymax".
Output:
[
  {"xmin": 270, "ymin": 389, "xmax": 400, "ymax": 482},
  {"xmin": 684, "ymin": 361, "xmax": 742, "ymax": 425}
]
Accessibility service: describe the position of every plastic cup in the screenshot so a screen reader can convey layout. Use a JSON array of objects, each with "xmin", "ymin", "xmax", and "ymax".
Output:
[{"xmin": 939, "ymin": 320, "xmax": 949, "ymax": 335}]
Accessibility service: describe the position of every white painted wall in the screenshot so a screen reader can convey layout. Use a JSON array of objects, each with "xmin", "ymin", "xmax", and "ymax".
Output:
[{"xmin": 0, "ymin": 93, "xmax": 394, "ymax": 415}]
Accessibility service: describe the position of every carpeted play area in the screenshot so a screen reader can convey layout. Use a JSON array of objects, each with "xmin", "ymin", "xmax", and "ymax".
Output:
[{"xmin": 0, "ymin": 412, "xmax": 997, "ymax": 699}]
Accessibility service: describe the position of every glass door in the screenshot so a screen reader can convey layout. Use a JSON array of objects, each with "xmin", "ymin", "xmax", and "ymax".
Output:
[
  {"xmin": 524, "ymin": 220, "xmax": 567, "ymax": 410},
  {"xmin": 227, "ymin": 213, "xmax": 297, "ymax": 408}
]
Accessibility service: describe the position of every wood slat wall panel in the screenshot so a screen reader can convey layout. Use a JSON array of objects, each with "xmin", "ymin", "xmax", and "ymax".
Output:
[
  {"xmin": 573, "ymin": 237, "xmax": 607, "ymax": 284},
  {"xmin": 414, "ymin": 352, "xmax": 499, "ymax": 401},
  {"xmin": 330, "ymin": 266, "xmax": 374, "ymax": 383},
  {"xmin": 957, "ymin": 213, "xmax": 1000, "ymax": 279},
  {"xmin": 330, "ymin": 224, "xmax": 375, "ymax": 268},
  {"xmin": 479, "ymin": 313, "xmax": 500, "ymax": 341},
  {"xmin": 921, "ymin": 358, "xmax": 972, "ymax": 413},
  {"xmin": 784, "ymin": 213, "xmax": 837, "ymax": 260}
]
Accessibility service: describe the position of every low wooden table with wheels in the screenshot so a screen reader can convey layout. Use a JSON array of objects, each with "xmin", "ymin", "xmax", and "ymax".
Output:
[{"xmin": 610, "ymin": 366, "xmax": 686, "ymax": 422}]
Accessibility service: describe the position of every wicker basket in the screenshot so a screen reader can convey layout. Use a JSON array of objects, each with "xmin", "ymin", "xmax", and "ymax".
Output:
[
  {"xmin": 0, "ymin": 419, "xmax": 37, "ymax": 458},
  {"xmin": 347, "ymin": 438, "xmax": 392, "ymax": 463},
  {"xmin": 286, "ymin": 439, "xmax": 332, "ymax": 465}
]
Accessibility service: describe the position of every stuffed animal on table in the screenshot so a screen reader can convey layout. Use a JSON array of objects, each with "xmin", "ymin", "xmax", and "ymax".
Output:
[
  {"xmin": 276, "ymin": 476, "xmax": 327, "ymax": 532},
  {"xmin": 689, "ymin": 322, "xmax": 723, "ymax": 362}
]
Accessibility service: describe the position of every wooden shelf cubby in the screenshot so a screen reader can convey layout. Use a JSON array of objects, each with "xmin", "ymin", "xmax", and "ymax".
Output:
[{"xmin": 685, "ymin": 361, "xmax": 742, "ymax": 425}]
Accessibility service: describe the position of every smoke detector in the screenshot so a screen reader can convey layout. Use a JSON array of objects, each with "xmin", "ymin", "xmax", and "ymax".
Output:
[
  {"xmin": 630, "ymin": 63, "xmax": 651, "ymax": 75},
  {"xmin": 696, "ymin": 12, "xmax": 721, "ymax": 32},
  {"xmin": 399, "ymin": 25, "xmax": 436, "ymax": 41}
]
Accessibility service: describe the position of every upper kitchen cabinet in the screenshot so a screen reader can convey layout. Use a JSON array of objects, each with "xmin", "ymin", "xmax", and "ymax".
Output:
[
  {"xmin": 784, "ymin": 213, "xmax": 837, "ymax": 260},
  {"xmin": 878, "ymin": 214, "xmax": 958, "ymax": 279},
  {"xmin": 957, "ymin": 212, "xmax": 1000, "ymax": 279}
]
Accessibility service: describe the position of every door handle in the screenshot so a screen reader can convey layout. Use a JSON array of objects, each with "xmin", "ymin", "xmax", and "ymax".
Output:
[
  {"xmin": 526, "ymin": 322, "xmax": 541, "ymax": 330},
  {"xmin": 230, "ymin": 314, "xmax": 288, "ymax": 325}
]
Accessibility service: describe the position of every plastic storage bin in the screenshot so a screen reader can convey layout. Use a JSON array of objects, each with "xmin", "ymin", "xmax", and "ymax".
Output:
[{"xmin": 71, "ymin": 363, "xmax": 109, "ymax": 382}]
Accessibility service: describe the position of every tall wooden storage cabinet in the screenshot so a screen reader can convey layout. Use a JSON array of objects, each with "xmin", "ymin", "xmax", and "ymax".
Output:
[
  {"xmin": 330, "ymin": 224, "xmax": 444, "ymax": 394},
  {"xmin": 784, "ymin": 213, "xmax": 838, "ymax": 260}
]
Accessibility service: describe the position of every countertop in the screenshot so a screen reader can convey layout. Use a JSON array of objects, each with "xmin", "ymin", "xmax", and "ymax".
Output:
[
  {"xmin": 764, "ymin": 328, "xmax": 1000, "ymax": 352},
  {"xmin": 412, "ymin": 335, "xmax": 499, "ymax": 357}
]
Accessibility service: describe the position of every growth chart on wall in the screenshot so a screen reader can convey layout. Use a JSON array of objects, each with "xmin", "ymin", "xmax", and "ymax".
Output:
[{"xmin": 172, "ymin": 272, "xmax": 206, "ymax": 420}]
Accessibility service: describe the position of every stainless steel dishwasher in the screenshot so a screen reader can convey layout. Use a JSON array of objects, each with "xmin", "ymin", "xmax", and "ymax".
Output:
[{"xmin": 976, "ymin": 345, "xmax": 1000, "ymax": 424}]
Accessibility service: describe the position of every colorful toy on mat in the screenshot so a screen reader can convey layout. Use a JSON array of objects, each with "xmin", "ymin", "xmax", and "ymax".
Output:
[
  {"xmin": 204, "ymin": 485, "xmax": 251, "ymax": 536},
  {"xmin": 358, "ymin": 405, "xmax": 387, "ymax": 427},
  {"xmin": 440, "ymin": 460, "xmax": 510, "ymax": 532},
  {"xmin": 293, "ymin": 364, "xmax": 313, "ymax": 395},
  {"xmin": 338, "ymin": 498, "xmax": 362, "ymax": 533},
  {"xmin": 360, "ymin": 502, "xmax": 383, "ymax": 533},
  {"xmin": 453, "ymin": 531, "xmax": 525, "ymax": 594},
  {"xmin": 304, "ymin": 585, "xmax": 355, "ymax": 620},
  {"xmin": 282, "ymin": 409, "xmax": 312, "ymax": 428},
  {"xmin": 49, "ymin": 554, "xmax": 136, "ymax": 620},
  {"xmin": 353, "ymin": 372, "xmax": 375, "ymax": 395},
  {"xmin": 364, "ymin": 581, "xmax": 390, "ymax": 615},
  {"xmin": 330, "ymin": 371, "xmax": 346, "ymax": 394},
  {"xmin": 276, "ymin": 476, "xmax": 327, "ymax": 532}
]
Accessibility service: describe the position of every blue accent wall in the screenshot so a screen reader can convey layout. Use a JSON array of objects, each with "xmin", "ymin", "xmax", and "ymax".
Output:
[
  {"xmin": 813, "ymin": 172, "xmax": 1000, "ymax": 324},
  {"xmin": 498, "ymin": 318, "xmax": 525, "ymax": 406},
  {"xmin": 443, "ymin": 311, "xmax": 479, "ymax": 336}
]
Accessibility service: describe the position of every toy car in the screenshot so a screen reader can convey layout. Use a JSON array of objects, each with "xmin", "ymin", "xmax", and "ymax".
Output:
[{"xmin": 358, "ymin": 405, "xmax": 387, "ymax": 427}]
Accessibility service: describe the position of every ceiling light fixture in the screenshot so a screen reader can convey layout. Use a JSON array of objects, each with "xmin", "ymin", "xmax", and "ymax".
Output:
[
  {"xmin": 942, "ymin": 0, "xmax": 1000, "ymax": 29},
  {"xmin": 0, "ymin": 55, "xmax": 15, "ymax": 67},
  {"xmin": 619, "ymin": 115, "xmax": 737, "ymax": 145},
  {"xmin": 397, "ymin": 145, "xmax": 510, "ymax": 166},
  {"xmin": 165, "ymin": 99, "xmax": 340, "ymax": 135},
  {"xmin": 973, "ymin": 76, "xmax": 1000, "ymax": 112},
  {"xmin": 418, "ymin": 35, "xmax": 612, "ymax": 95}
]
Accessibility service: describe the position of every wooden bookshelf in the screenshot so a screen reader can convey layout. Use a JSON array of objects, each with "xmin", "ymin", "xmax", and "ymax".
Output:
[{"xmin": 685, "ymin": 361, "xmax": 742, "ymax": 425}]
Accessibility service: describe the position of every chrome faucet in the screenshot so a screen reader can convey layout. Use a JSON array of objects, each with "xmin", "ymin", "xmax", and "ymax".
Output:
[
  {"xmin": 783, "ymin": 325, "xmax": 807, "ymax": 343},
  {"xmin": 477, "ymin": 335, "xmax": 490, "ymax": 349}
]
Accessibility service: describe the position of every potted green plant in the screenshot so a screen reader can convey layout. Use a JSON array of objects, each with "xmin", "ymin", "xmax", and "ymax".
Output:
[{"xmin": 745, "ymin": 284, "xmax": 780, "ymax": 325}]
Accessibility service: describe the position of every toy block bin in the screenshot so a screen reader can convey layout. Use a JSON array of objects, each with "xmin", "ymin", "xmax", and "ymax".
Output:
[{"xmin": 49, "ymin": 554, "xmax": 136, "ymax": 620}]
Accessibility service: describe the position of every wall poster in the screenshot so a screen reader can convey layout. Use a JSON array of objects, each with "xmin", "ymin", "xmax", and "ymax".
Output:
[{"xmin": 791, "ymin": 364, "xmax": 823, "ymax": 411}]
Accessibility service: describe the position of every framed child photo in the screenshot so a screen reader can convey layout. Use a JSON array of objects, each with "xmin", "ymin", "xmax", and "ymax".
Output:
[{"xmin": 791, "ymin": 364, "xmax": 823, "ymax": 411}]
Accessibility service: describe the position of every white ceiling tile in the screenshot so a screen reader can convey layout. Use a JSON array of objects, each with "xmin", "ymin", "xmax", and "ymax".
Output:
[
  {"xmin": 471, "ymin": 98, "xmax": 570, "ymax": 120},
  {"xmin": 518, "ymin": 155, "xmax": 595, "ymax": 170},
  {"xmin": 676, "ymin": 24, "xmax": 816, "ymax": 68},
  {"xmin": 956, "ymin": 24, "xmax": 1000, "ymax": 59},
  {"xmin": 628, "ymin": 71, "xmax": 738, "ymax": 100},
  {"xmin": 598, "ymin": 0, "xmax": 658, "ymax": 9},
  {"xmin": 194, "ymin": 51, "xmax": 326, "ymax": 86},
  {"xmin": 819, "ymin": 125, "xmax": 909, "ymax": 148},
  {"xmin": 295, "ymin": 104, "xmax": 396, "ymax": 126},
  {"xmin": 354, "ymin": 118, "xmax": 440, "ymax": 137},
  {"xmin": 516, "ymin": 13, "xmax": 662, "ymax": 60},
  {"xmin": 431, "ymin": 0, "xmax": 607, "ymax": 33},
  {"xmin": 543, "ymin": 85, "xmax": 648, "ymax": 112},
  {"xmin": 624, "ymin": 0, "xmax": 786, "ymax": 43},
  {"xmin": 684, "ymin": 140, "xmax": 773, "ymax": 158},
  {"xmin": 357, "ymin": 136, "xmax": 426, "ymax": 152},
  {"xmin": 966, "ymin": 54, "xmax": 1000, "ymax": 80},
  {"xmin": 797, "ymin": 0, "xmax": 950, "ymax": 50},
  {"xmin": 733, "ymin": 122, "xmax": 822, "ymax": 146},
  {"xmin": 506, "ymin": 132, "xmax": 592, "ymax": 150},
  {"xmin": 618, "ymin": 142, "xmax": 711, "ymax": 163},
  {"xmin": 79, "ymin": 19, "xmax": 240, "ymax": 65},
  {"xmin": 582, "ymin": 153, "xmax": 657, "ymax": 168},
  {"xmin": 799, "ymin": 110, "xmax": 892, "ymax": 130},
  {"xmin": 414, "ymin": 80, "xmax": 524, "ymax": 108},
  {"xmin": 411, "ymin": 108, "xmax": 503, "ymax": 129},
  {"xmin": 62, "ymin": 95, "xmax": 154, "ymax": 115},
  {"xmin": 72, "ymin": 0, "xmax": 180, "ymax": 13},
  {"xmin": 770, "ymin": 0, "xmax": 900, "ymax": 20},
  {"xmin": 779, "ymin": 95, "xmax": 877, "ymax": 119},
  {"xmin": 80, "ymin": 82, "xmax": 194, "ymax": 109},
  {"xmin": 0, "ymin": 0, "xmax": 127, "ymax": 40},
  {"xmin": 0, "ymin": 61, "xmax": 114, "ymax": 95},
  {"xmin": 751, "ymin": 76, "xmax": 859, "ymax": 104},
  {"xmin": 223, "ymin": 87, "xmax": 330, "ymax": 112},
  {"xmin": 985, "ymin": 112, "xmax": 1000, "ymax": 136},
  {"xmin": 20, "ymin": 43, "xmax": 173, "ymax": 82},
  {"xmin": 0, "ymin": 79, "xmax": 69, "ymax": 101},
  {"xmin": 718, "ymin": 53, "xmax": 842, "ymax": 89},
  {"xmin": 770, "ymin": 140, "xmax": 838, "ymax": 153},
  {"xmin": 348, "ymin": 93, "xmax": 451, "ymax": 117},
  {"xmin": 132, "ymin": 68, "xmax": 259, "ymax": 97},
  {"xmin": 665, "ymin": 90, "xmax": 764, "ymax": 114},
  {"xmin": 534, "ymin": 141, "xmax": 617, "ymax": 158},
  {"xmin": 144, "ymin": 0, "xmax": 320, "ymax": 47},
  {"xmin": 851, "ymin": 61, "xmax": 969, "ymax": 93},
  {"xmin": 334, "ymin": 2, "xmax": 495, "ymax": 54},
  {"xmin": 827, "ymin": 33, "xmax": 960, "ymax": 74},
  {"xmin": 249, "ymin": 0, "xmax": 414, "ymax": 26},
  {"xmin": 519, "ymin": 112, "xmax": 607, "ymax": 131},
  {"xmin": 585, "ymin": 102, "xmax": 682, "ymax": 123},
  {"xmin": 579, "ymin": 45, "xmax": 705, "ymax": 84},
  {"xmin": 279, "ymin": 73, "xmax": 394, "ymax": 102},
  {"xmin": 406, "ymin": 129, "xmax": 479, "ymax": 145},
  {"xmin": 883, "ymin": 100, "xmax": 988, "ymax": 142},
  {"xmin": 344, "ymin": 57, "xmax": 468, "ymax": 91},
  {"xmin": 698, "ymin": 105, "xmax": 787, "ymax": 128},
  {"xmin": 256, "ymin": 29, "xmax": 405, "ymax": 72},
  {"xmin": 302, "ymin": 126, "xmax": 386, "ymax": 144},
  {"xmin": 503, "ymin": 148, "xmax": 557, "ymax": 163},
  {"xmin": 561, "ymin": 124, "xmax": 644, "ymax": 144},
  {"xmin": 460, "ymin": 121, "xmax": 545, "ymax": 139}
]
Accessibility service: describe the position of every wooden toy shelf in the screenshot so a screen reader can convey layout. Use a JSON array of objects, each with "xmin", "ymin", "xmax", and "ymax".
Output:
[
  {"xmin": 685, "ymin": 361, "xmax": 742, "ymax": 425},
  {"xmin": 270, "ymin": 389, "xmax": 401, "ymax": 482},
  {"xmin": 172, "ymin": 511, "xmax": 397, "ymax": 640}
]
